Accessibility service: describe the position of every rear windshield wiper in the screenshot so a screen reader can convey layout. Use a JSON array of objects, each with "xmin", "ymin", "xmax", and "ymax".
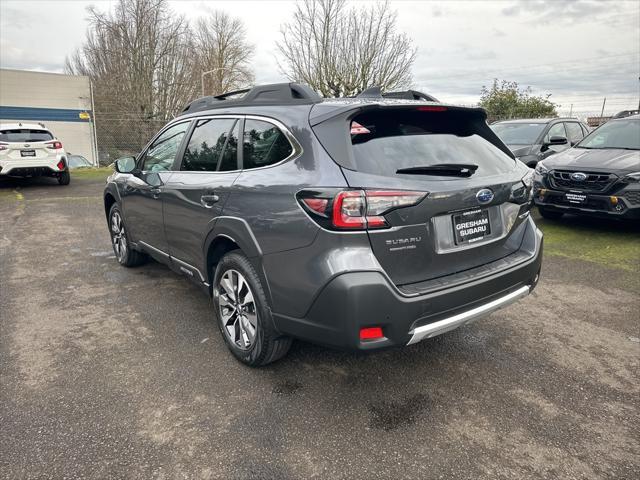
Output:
[{"xmin": 396, "ymin": 163, "xmax": 479, "ymax": 177}]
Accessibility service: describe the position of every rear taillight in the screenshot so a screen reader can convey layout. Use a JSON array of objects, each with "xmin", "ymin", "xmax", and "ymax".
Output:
[
  {"xmin": 297, "ymin": 189, "xmax": 427, "ymax": 231},
  {"xmin": 0, "ymin": 142, "xmax": 7, "ymax": 151},
  {"xmin": 47, "ymin": 141, "xmax": 63, "ymax": 150}
]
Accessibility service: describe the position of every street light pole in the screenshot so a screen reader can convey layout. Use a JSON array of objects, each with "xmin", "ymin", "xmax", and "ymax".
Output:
[{"xmin": 201, "ymin": 67, "xmax": 231, "ymax": 97}]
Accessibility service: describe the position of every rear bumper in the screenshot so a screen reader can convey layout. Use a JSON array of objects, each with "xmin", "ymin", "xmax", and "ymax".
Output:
[
  {"xmin": 0, "ymin": 156, "xmax": 67, "ymax": 177},
  {"xmin": 0, "ymin": 166, "xmax": 65, "ymax": 178},
  {"xmin": 534, "ymin": 187, "xmax": 640, "ymax": 220},
  {"xmin": 273, "ymin": 218, "xmax": 543, "ymax": 351}
]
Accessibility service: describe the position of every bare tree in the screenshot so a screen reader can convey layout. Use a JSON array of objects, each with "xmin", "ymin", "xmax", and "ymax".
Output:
[
  {"xmin": 193, "ymin": 11, "xmax": 254, "ymax": 96},
  {"xmin": 66, "ymin": 0, "xmax": 197, "ymax": 121},
  {"xmin": 66, "ymin": 0, "xmax": 253, "ymax": 160},
  {"xmin": 277, "ymin": 0, "xmax": 416, "ymax": 97}
]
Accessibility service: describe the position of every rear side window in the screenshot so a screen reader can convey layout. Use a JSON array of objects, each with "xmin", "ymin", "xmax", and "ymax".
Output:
[
  {"xmin": 349, "ymin": 110, "xmax": 515, "ymax": 177},
  {"xmin": 181, "ymin": 118, "xmax": 237, "ymax": 171},
  {"xmin": 0, "ymin": 129, "xmax": 53, "ymax": 142},
  {"xmin": 242, "ymin": 119, "xmax": 293, "ymax": 170}
]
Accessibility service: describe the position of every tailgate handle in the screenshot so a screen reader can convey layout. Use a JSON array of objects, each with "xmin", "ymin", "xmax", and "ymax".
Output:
[{"xmin": 200, "ymin": 194, "xmax": 219, "ymax": 208}]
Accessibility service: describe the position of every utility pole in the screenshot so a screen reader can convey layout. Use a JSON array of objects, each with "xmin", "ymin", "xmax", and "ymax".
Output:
[
  {"xmin": 599, "ymin": 97, "xmax": 606, "ymax": 125},
  {"xmin": 201, "ymin": 67, "xmax": 231, "ymax": 97},
  {"xmin": 569, "ymin": 104, "xmax": 573, "ymax": 117}
]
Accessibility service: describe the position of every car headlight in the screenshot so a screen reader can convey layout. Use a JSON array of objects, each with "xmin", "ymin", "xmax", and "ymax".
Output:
[
  {"xmin": 623, "ymin": 172, "xmax": 640, "ymax": 183},
  {"xmin": 534, "ymin": 162, "xmax": 549, "ymax": 175}
]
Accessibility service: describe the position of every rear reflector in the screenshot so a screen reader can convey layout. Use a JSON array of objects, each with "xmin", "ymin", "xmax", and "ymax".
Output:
[
  {"xmin": 56, "ymin": 159, "xmax": 65, "ymax": 170},
  {"xmin": 360, "ymin": 327, "xmax": 384, "ymax": 341}
]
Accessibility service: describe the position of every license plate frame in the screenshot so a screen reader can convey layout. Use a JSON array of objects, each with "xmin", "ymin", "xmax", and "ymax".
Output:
[
  {"xmin": 565, "ymin": 192, "xmax": 587, "ymax": 204},
  {"xmin": 20, "ymin": 149, "xmax": 36, "ymax": 157},
  {"xmin": 452, "ymin": 208, "xmax": 491, "ymax": 245}
]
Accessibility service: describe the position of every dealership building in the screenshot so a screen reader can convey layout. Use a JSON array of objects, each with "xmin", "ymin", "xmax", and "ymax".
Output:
[{"xmin": 0, "ymin": 68, "xmax": 97, "ymax": 165}]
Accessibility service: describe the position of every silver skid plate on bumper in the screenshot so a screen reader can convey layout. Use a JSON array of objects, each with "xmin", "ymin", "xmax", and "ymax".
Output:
[{"xmin": 407, "ymin": 285, "xmax": 531, "ymax": 345}]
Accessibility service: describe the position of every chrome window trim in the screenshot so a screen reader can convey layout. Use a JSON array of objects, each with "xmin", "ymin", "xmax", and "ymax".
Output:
[{"xmin": 161, "ymin": 114, "xmax": 303, "ymax": 174}]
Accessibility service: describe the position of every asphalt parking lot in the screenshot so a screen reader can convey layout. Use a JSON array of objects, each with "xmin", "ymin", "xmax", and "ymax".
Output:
[{"xmin": 1, "ymin": 171, "xmax": 638, "ymax": 479}]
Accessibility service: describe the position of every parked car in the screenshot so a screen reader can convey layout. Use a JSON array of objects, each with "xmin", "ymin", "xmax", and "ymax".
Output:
[
  {"xmin": 0, "ymin": 123, "xmax": 70, "ymax": 184},
  {"xmin": 612, "ymin": 109, "xmax": 640, "ymax": 119},
  {"xmin": 533, "ymin": 115, "xmax": 640, "ymax": 221},
  {"xmin": 491, "ymin": 118, "xmax": 590, "ymax": 167},
  {"xmin": 103, "ymin": 83, "xmax": 543, "ymax": 366},
  {"xmin": 68, "ymin": 154, "xmax": 93, "ymax": 169}
]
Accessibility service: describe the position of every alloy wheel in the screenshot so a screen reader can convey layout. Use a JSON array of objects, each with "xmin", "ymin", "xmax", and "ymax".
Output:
[
  {"xmin": 110, "ymin": 211, "xmax": 127, "ymax": 262},
  {"xmin": 217, "ymin": 269, "xmax": 258, "ymax": 350}
]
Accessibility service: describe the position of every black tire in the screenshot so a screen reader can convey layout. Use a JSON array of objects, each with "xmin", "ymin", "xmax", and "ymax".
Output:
[
  {"xmin": 538, "ymin": 206, "xmax": 564, "ymax": 220},
  {"xmin": 212, "ymin": 251, "xmax": 292, "ymax": 367},
  {"xmin": 108, "ymin": 204, "xmax": 147, "ymax": 267},
  {"xmin": 58, "ymin": 170, "xmax": 70, "ymax": 185}
]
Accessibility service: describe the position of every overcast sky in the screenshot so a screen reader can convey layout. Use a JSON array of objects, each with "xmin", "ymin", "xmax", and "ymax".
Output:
[{"xmin": 1, "ymin": 0, "xmax": 638, "ymax": 116}]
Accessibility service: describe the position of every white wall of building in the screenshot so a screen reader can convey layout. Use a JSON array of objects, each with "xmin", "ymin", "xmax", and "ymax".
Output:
[{"xmin": 0, "ymin": 69, "xmax": 97, "ymax": 164}]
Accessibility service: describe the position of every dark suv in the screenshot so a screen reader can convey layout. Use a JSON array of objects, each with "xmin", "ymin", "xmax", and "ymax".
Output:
[
  {"xmin": 104, "ymin": 83, "xmax": 543, "ymax": 366},
  {"xmin": 491, "ymin": 118, "xmax": 590, "ymax": 167},
  {"xmin": 533, "ymin": 115, "xmax": 640, "ymax": 220}
]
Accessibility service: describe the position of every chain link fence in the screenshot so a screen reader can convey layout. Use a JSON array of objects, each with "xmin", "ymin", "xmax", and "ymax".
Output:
[{"xmin": 93, "ymin": 112, "xmax": 169, "ymax": 166}]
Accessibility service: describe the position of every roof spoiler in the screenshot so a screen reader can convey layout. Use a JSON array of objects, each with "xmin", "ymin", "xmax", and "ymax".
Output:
[{"xmin": 182, "ymin": 83, "xmax": 322, "ymax": 114}]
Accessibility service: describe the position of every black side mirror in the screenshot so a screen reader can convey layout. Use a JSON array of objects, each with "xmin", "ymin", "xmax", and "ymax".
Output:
[
  {"xmin": 548, "ymin": 136, "xmax": 568, "ymax": 146},
  {"xmin": 114, "ymin": 156, "xmax": 137, "ymax": 173}
]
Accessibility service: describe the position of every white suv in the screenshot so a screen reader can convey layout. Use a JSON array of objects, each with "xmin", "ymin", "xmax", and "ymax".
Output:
[{"xmin": 0, "ymin": 123, "xmax": 70, "ymax": 185}]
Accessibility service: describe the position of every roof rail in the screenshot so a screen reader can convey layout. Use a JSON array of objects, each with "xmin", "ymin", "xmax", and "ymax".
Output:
[
  {"xmin": 182, "ymin": 82, "xmax": 322, "ymax": 114},
  {"xmin": 355, "ymin": 86, "xmax": 439, "ymax": 102}
]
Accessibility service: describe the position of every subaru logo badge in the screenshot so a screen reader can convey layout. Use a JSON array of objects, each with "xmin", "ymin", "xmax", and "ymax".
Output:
[
  {"xmin": 476, "ymin": 188, "xmax": 494, "ymax": 204},
  {"xmin": 24, "ymin": 144, "xmax": 30, "ymax": 148},
  {"xmin": 570, "ymin": 172, "xmax": 588, "ymax": 181}
]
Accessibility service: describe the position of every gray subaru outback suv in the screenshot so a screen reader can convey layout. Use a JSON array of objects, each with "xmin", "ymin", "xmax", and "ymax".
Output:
[{"xmin": 104, "ymin": 83, "xmax": 543, "ymax": 366}]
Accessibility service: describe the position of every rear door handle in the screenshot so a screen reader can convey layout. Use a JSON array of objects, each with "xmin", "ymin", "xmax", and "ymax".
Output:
[{"xmin": 200, "ymin": 194, "xmax": 219, "ymax": 208}]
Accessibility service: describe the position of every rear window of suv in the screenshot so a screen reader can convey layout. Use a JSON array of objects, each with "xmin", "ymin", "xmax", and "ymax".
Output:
[
  {"xmin": 0, "ymin": 129, "xmax": 54, "ymax": 142},
  {"xmin": 350, "ymin": 109, "xmax": 515, "ymax": 177}
]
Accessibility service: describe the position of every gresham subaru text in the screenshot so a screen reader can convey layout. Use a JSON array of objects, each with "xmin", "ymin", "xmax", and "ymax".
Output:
[{"xmin": 103, "ymin": 83, "xmax": 543, "ymax": 366}]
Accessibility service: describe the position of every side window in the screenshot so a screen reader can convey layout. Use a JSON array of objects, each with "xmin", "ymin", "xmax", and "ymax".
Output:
[
  {"xmin": 544, "ymin": 123, "xmax": 566, "ymax": 143},
  {"xmin": 142, "ymin": 122, "xmax": 189, "ymax": 172},
  {"xmin": 218, "ymin": 120, "xmax": 240, "ymax": 172},
  {"xmin": 565, "ymin": 122, "xmax": 584, "ymax": 145},
  {"xmin": 181, "ymin": 119, "xmax": 236, "ymax": 172},
  {"xmin": 242, "ymin": 119, "xmax": 293, "ymax": 170}
]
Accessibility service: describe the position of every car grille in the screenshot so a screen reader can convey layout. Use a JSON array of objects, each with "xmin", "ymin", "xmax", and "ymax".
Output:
[
  {"xmin": 624, "ymin": 191, "xmax": 640, "ymax": 205},
  {"xmin": 549, "ymin": 170, "xmax": 617, "ymax": 193}
]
